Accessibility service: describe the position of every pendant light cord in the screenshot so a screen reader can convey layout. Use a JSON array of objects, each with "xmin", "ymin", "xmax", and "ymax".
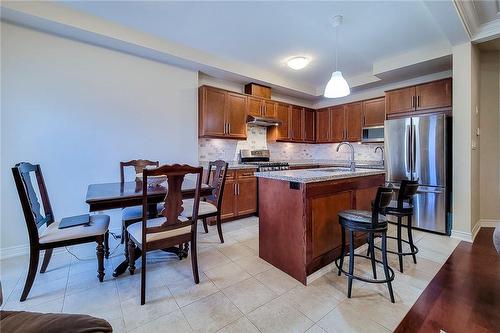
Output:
[{"xmin": 335, "ymin": 24, "xmax": 338, "ymax": 71}]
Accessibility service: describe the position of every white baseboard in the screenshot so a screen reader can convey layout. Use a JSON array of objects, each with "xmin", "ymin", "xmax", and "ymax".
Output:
[
  {"xmin": 451, "ymin": 219, "xmax": 499, "ymax": 243},
  {"xmin": 450, "ymin": 229, "xmax": 474, "ymax": 242},
  {"xmin": 0, "ymin": 228, "xmax": 122, "ymax": 261},
  {"xmin": 0, "ymin": 244, "xmax": 30, "ymax": 260},
  {"xmin": 479, "ymin": 219, "xmax": 500, "ymax": 228}
]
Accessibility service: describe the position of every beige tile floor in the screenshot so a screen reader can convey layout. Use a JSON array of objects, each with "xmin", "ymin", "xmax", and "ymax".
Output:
[{"xmin": 0, "ymin": 216, "xmax": 460, "ymax": 333}]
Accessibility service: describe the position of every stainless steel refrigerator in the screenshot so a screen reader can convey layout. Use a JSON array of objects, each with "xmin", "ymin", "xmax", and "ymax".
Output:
[{"xmin": 384, "ymin": 114, "xmax": 451, "ymax": 235}]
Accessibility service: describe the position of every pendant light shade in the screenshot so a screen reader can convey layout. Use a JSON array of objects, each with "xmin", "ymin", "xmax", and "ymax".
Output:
[
  {"xmin": 324, "ymin": 15, "xmax": 350, "ymax": 98},
  {"xmin": 324, "ymin": 71, "xmax": 350, "ymax": 98}
]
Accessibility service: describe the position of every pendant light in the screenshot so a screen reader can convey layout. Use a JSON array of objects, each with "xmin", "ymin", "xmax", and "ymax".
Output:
[{"xmin": 324, "ymin": 15, "xmax": 350, "ymax": 98}]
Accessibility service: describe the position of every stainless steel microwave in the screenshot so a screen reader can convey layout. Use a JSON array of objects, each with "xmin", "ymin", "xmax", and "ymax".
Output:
[{"xmin": 362, "ymin": 126, "xmax": 384, "ymax": 143}]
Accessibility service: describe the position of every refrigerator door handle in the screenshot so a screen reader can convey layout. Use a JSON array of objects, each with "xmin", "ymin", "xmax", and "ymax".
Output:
[
  {"xmin": 406, "ymin": 125, "xmax": 411, "ymax": 174},
  {"xmin": 412, "ymin": 124, "xmax": 416, "ymax": 179}
]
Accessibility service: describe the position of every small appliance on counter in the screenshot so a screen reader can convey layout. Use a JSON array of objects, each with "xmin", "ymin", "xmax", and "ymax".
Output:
[{"xmin": 240, "ymin": 149, "xmax": 289, "ymax": 172}]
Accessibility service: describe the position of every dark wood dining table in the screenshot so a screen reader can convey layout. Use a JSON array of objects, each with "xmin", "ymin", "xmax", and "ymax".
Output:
[{"xmin": 85, "ymin": 178, "xmax": 213, "ymax": 277}]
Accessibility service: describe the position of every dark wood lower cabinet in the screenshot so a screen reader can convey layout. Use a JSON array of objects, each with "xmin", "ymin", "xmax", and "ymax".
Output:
[
  {"xmin": 217, "ymin": 169, "xmax": 257, "ymax": 223},
  {"xmin": 259, "ymin": 174, "xmax": 385, "ymax": 284}
]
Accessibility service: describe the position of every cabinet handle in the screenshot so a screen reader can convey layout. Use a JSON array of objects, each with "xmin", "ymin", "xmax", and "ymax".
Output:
[
  {"xmin": 417, "ymin": 95, "xmax": 420, "ymax": 107},
  {"xmin": 237, "ymin": 183, "xmax": 240, "ymax": 195},
  {"xmin": 411, "ymin": 96, "xmax": 414, "ymax": 108},
  {"xmin": 234, "ymin": 183, "xmax": 237, "ymax": 195},
  {"xmin": 228, "ymin": 123, "xmax": 231, "ymax": 134},
  {"xmin": 223, "ymin": 123, "xmax": 226, "ymax": 134}
]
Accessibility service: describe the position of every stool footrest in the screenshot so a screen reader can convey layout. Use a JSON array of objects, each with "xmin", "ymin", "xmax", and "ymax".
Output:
[
  {"xmin": 335, "ymin": 253, "xmax": 395, "ymax": 284},
  {"xmin": 373, "ymin": 235, "xmax": 419, "ymax": 256}
]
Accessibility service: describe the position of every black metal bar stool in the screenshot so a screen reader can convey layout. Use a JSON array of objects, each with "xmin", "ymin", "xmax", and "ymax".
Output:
[
  {"xmin": 370, "ymin": 179, "xmax": 419, "ymax": 273},
  {"xmin": 335, "ymin": 186, "xmax": 396, "ymax": 303}
]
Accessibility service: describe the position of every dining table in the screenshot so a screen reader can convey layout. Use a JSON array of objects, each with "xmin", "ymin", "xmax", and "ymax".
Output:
[{"xmin": 85, "ymin": 177, "xmax": 213, "ymax": 277}]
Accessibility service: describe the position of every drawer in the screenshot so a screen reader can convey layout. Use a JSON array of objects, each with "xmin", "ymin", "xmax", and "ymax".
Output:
[{"xmin": 236, "ymin": 169, "xmax": 256, "ymax": 179}]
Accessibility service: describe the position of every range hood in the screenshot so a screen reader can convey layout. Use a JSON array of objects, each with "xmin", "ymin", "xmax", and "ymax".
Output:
[{"xmin": 246, "ymin": 115, "xmax": 282, "ymax": 127}]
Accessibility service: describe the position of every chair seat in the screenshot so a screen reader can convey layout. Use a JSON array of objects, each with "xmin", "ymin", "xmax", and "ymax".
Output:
[
  {"xmin": 339, "ymin": 210, "xmax": 387, "ymax": 224},
  {"xmin": 181, "ymin": 199, "xmax": 218, "ymax": 217},
  {"xmin": 122, "ymin": 204, "xmax": 163, "ymax": 221},
  {"xmin": 384, "ymin": 200, "xmax": 413, "ymax": 215},
  {"xmin": 39, "ymin": 215, "xmax": 109, "ymax": 244},
  {"xmin": 127, "ymin": 217, "xmax": 191, "ymax": 245}
]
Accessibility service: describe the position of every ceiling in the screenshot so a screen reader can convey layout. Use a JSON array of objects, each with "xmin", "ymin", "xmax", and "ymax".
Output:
[{"xmin": 59, "ymin": 0, "xmax": 466, "ymax": 94}]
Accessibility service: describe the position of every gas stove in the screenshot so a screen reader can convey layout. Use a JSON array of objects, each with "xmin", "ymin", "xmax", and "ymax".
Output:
[{"xmin": 240, "ymin": 149, "xmax": 289, "ymax": 172}]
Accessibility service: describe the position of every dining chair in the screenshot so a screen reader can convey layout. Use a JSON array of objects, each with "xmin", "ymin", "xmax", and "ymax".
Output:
[
  {"xmin": 119, "ymin": 159, "xmax": 160, "ymax": 245},
  {"xmin": 182, "ymin": 160, "xmax": 228, "ymax": 243},
  {"xmin": 12, "ymin": 163, "xmax": 110, "ymax": 302},
  {"xmin": 126, "ymin": 164, "xmax": 202, "ymax": 305}
]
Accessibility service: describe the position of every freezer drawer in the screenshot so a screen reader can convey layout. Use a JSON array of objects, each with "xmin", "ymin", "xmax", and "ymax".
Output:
[
  {"xmin": 386, "ymin": 184, "xmax": 448, "ymax": 234},
  {"xmin": 413, "ymin": 187, "xmax": 447, "ymax": 234}
]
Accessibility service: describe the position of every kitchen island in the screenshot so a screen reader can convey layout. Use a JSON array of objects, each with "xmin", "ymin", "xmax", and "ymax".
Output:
[{"xmin": 255, "ymin": 167, "xmax": 385, "ymax": 285}]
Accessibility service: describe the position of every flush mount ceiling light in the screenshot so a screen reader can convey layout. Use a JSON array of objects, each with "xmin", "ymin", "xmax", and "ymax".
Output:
[
  {"xmin": 324, "ymin": 15, "xmax": 350, "ymax": 98},
  {"xmin": 287, "ymin": 56, "xmax": 310, "ymax": 70}
]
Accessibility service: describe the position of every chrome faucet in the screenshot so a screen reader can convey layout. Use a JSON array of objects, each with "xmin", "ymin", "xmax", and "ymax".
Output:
[
  {"xmin": 375, "ymin": 146, "xmax": 384, "ymax": 166},
  {"xmin": 336, "ymin": 142, "xmax": 355, "ymax": 172}
]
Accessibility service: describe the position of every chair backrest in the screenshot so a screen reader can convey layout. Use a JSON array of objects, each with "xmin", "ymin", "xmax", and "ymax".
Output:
[
  {"xmin": 120, "ymin": 159, "xmax": 159, "ymax": 183},
  {"xmin": 12, "ymin": 163, "xmax": 54, "ymax": 246},
  {"xmin": 205, "ymin": 160, "xmax": 228, "ymax": 211},
  {"xmin": 397, "ymin": 179, "xmax": 419, "ymax": 208},
  {"xmin": 141, "ymin": 164, "xmax": 203, "ymax": 244},
  {"xmin": 371, "ymin": 186, "xmax": 394, "ymax": 226}
]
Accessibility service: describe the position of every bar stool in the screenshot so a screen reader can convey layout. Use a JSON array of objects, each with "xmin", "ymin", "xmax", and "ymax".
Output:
[
  {"xmin": 371, "ymin": 179, "xmax": 419, "ymax": 273},
  {"xmin": 335, "ymin": 186, "xmax": 395, "ymax": 303}
]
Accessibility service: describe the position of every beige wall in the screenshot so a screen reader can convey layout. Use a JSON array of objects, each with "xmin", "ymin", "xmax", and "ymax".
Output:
[
  {"xmin": 471, "ymin": 44, "xmax": 481, "ymax": 233},
  {"xmin": 1, "ymin": 22, "xmax": 199, "ymax": 257},
  {"xmin": 479, "ymin": 51, "xmax": 500, "ymax": 221},
  {"xmin": 451, "ymin": 42, "xmax": 476, "ymax": 238}
]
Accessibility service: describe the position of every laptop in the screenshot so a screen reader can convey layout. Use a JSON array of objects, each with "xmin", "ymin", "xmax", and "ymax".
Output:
[{"xmin": 59, "ymin": 214, "xmax": 90, "ymax": 229}]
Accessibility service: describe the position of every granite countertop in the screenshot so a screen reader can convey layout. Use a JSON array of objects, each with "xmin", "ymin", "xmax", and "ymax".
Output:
[
  {"xmin": 199, "ymin": 159, "xmax": 384, "ymax": 171},
  {"xmin": 254, "ymin": 167, "xmax": 385, "ymax": 184},
  {"xmin": 198, "ymin": 161, "xmax": 258, "ymax": 170}
]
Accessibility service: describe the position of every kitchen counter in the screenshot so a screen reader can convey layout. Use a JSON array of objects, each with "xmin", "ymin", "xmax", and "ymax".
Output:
[
  {"xmin": 255, "ymin": 167, "xmax": 385, "ymax": 183},
  {"xmin": 258, "ymin": 169, "xmax": 385, "ymax": 285}
]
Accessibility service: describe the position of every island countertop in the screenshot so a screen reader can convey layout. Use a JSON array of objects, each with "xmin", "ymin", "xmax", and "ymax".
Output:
[{"xmin": 254, "ymin": 167, "xmax": 385, "ymax": 184}]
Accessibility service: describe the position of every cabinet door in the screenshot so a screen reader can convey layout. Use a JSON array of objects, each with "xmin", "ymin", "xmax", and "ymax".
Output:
[
  {"xmin": 275, "ymin": 102, "xmax": 290, "ymax": 140},
  {"xmin": 304, "ymin": 109, "xmax": 315, "ymax": 142},
  {"xmin": 263, "ymin": 100, "xmax": 277, "ymax": 118},
  {"xmin": 290, "ymin": 106, "xmax": 303, "ymax": 141},
  {"xmin": 311, "ymin": 191, "xmax": 353, "ymax": 258},
  {"xmin": 248, "ymin": 96, "xmax": 262, "ymax": 117},
  {"xmin": 345, "ymin": 102, "xmax": 362, "ymax": 142},
  {"xmin": 200, "ymin": 87, "xmax": 226, "ymax": 137},
  {"xmin": 385, "ymin": 86, "xmax": 416, "ymax": 115},
  {"xmin": 226, "ymin": 93, "xmax": 247, "ymax": 139},
  {"xmin": 315, "ymin": 108, "xmax": 330, "ymax": 142},
  {"xmin": 330, "ymin": 105, "xmax": 345, "ymax": 143},
  {"xmin": 220, "ymin": 176, "xmax": 236, "ymax": 220},
  {"xmin": 363, "ymin": 97, "xmax": 385, "ymax": 127},
  {"xmin": 416, "ymin": 79, "xmax": 452, "ymax": 110},
  {"xmin": 236, "ymin": 173, "xmax": 257, "ymax": 216}
]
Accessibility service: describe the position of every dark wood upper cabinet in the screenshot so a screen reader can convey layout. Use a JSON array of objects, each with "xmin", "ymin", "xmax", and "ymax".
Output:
[
  {"xmin": 274, "ymin": 102, "xmax": 291, "ymax": 141},
  {"xmin": 291, "ymin": 106, "xmax": 303, "ymax": 141},
  {"xmin": 304, "ymin": 108, "xmax": 315, "ymax": 142},
  {"xmin": 247, "ymin": 96, "xmax": 262, "ymax": 117},
  {"xmin": 345, "ymin": 102, "xmax": 362, "ymax": 142},
  {"xmin": 226, "ymin": 92, "xmax": 248, "ymax": 139},
  {"xmin": 386, "ymin": 86, "xmax": 416, "ymax": 115},
  {"xmin": 386, "ymin": 78, "xmax": 452, "ymax": 116},
  {"xmin": 263, "ymin": 100, "xmax": 277, "ymax": 118},
  {"xmin": 199, "ymin": 86, "xmax": 247, "ymax": 139},
  {"xmin": 330, "ymin": 106, "xmax": 345, "ymax": 143},
  {"xmin": 315, "ymin": 108, "xmax": 331, "ymax": 143},
  {"xmin": 362, "ymin": 97, "xmax": 385, "ymax": 127},
  {"xmin": 416, "ymin": 79, "xmax": 452, "ymax": 110},
  {"xmin": 199, "ymin": 86, "xmax": 226, "ymax": 137}
]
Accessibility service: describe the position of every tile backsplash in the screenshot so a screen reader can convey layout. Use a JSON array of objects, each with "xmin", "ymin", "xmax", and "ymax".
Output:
[{"xmin": 198, "ymin": 125, "xmax": 384, "ymax": 162}]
